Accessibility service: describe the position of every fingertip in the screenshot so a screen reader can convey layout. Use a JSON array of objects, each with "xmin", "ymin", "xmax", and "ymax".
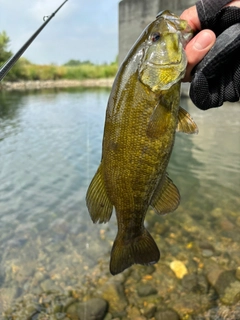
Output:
[
  {"xmin": 183, "ymin": 30, "xmax": 216, "ymax": 82},
  {"xmin": 192, "ymin": 30, "xmax": 216, "ymax": 51},
  {"xmin": 180, "ymin": 5, "xmax": 201, "ymax": 31}
]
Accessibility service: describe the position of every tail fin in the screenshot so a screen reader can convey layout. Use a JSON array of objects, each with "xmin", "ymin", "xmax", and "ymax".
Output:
[{"xmin": 110, "ymin": 228, "xmax": 160, "ymax": 275}]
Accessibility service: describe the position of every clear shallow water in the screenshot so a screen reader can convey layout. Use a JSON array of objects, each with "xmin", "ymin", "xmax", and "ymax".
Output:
[{"xmin": 0, "ymin": 88, "xmax": 239, "ymax": 317}]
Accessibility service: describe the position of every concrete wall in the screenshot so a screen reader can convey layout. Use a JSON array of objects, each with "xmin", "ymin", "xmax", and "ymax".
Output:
[{"xmin": 118, "ymin": 0, "xmax": 195, "ymax": 63}]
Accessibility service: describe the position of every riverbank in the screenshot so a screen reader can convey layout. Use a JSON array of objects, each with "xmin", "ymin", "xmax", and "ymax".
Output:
[
  {"xmin": 0, "ymin": 79, "xmax": 191, "ymax": 96},
  {"xmin": 0, "ymin": 78, "xmax": 115, "ymax": 91}
]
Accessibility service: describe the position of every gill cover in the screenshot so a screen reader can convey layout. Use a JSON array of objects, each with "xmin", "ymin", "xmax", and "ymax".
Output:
[{"xmin": 139, "ymin": 10, "xmax": 192, "ymax": 93}]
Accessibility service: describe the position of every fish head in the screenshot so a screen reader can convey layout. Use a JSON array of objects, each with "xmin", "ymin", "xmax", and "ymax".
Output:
[{"xmin": 138, "ymin": 10, "xmax": 193, "ymax": 93}]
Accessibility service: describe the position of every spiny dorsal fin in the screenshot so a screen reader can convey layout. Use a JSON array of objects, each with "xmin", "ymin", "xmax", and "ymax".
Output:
[
  {"xmin": 86, "ymin": 163, "xmax": 113, "ymax": 223},
  {"xmin": 177, "ymin": 106, "xmax": 198, "ymax": 134},
  {"xmin": 150, "ymin": 174, "xmax": 180, "ymax": 215}
]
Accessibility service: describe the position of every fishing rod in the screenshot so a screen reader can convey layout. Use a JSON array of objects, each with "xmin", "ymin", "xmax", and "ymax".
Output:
[{"xmin": 0, "ymin": 0, "xmax": 68, "ymax": 81}]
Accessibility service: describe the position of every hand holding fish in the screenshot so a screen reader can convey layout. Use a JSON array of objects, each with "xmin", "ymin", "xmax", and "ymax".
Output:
[
  {"xmin": 180, "ymin": 6, "xmax": 216, "ymax": 82},
  {"xmin": 181, "ymin": 0, "xmax": 240, "ymax": 109}
]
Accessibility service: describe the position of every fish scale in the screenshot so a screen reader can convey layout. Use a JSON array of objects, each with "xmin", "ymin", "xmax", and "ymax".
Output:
[{"xmin": 86, "ymin": 10, "xmax": 198, "ymax": 275}]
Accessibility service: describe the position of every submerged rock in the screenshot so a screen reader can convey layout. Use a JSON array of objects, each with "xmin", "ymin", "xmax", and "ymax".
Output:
[
  {"xmin": 40, "ymin": 279, "xmax": 61, "ymax": 293},
  {"xmin": 155, "ymin": 308, "xmax": 179, "ymax": 320},
  {"xmin": 171, "ymin": 293, "xmax": 214, "ymax": 318},
  {"xmin": 236, "ymin": 267, "xmax": 240, "ymax": 281},
  {"xmin": 220, "ymin": 281, "xmax": 240, "ymax": 305},
  {"xmin": 207, "ymin": 269, "xmax": 240, "ymax": 305},
  {"xmin": 202, "ymin": 249, "xmax": 214, "ymax": 258},
  {"xmin": 142, "ymin": 302, "xmax": 157, "ymax": 318},
  {"xmin": 100, "ymin": 280, "xmax": 127, "ymax": 317},
  {"xmin": 137, "ymin": 283, "xmax": 158, "ymax": 297},
  {"xmin": 67, "ymin": 298, "xmax": 108, "ymax": 320},
  {"xmin": 182, "ymin": 274, "xmax": 208, "ymax": 294}
]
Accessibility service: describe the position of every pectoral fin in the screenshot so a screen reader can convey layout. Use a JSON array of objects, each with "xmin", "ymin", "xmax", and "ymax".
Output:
[
  {"xmin": 86, "ymin": 163, "xmax": 113, "ymax": 223},
  {"xmin": 150, "ymin": 174, "xmax": 180, "ymax": 214},
  {"xmin": 177, "ymin": 107, "xmax": 198, "ymax": 134},
  {"xmin": 147, "ymin": 103, "xmax": 168, "ymax": 139}
]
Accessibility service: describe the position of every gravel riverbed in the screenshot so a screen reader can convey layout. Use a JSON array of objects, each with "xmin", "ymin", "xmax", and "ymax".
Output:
[{"xmin": 1, "ymin": 205, "xmax": 240, "ymax": 320}]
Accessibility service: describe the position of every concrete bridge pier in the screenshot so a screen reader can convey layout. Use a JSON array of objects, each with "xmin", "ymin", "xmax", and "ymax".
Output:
[{"xmin": 118, "ymin": 0, "xmax": 195, "ymax": 63}]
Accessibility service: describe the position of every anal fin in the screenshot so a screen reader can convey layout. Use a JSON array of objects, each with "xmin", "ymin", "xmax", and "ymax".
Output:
[
  {"xmin": 177, "ymin": 106, "xmax": 198, "ymax": 134},
  {"xmin": 150, "ymin": 174, "xmax": 180, "ymax": 215},
  {"xmin": 86, "ymin": 163, "xmax": 113, "ymax": 223}
]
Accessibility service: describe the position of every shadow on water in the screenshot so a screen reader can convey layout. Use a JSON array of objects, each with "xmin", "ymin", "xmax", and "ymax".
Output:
[
  {"xmin": 0, "ymin": 91, "xmax": 25, "ymax": 141},
  {"xmin": 0, "ymin": 91, "xmax": 22, "ymax": 120},
  {"xmin": 0, "ymin": 89, "xmax": 239, "ymax": 319}
]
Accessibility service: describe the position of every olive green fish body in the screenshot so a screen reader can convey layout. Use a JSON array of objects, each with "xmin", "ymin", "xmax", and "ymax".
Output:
[{"xmin": 86, "ymin": 11, "xmax": 198, "ymax": 275}]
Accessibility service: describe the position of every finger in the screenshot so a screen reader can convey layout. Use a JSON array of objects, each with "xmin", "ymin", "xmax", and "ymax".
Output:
[
  {"xmin": 182, "ymin": 30, "xmax": 216, "ymax": 82},
  {"xmin": 226, "ymin": 0, "xmax": 240, "ymax": 7},
  {"xmin": 180, "ymin": 5, "xmax": 201, "ymax": 31}
]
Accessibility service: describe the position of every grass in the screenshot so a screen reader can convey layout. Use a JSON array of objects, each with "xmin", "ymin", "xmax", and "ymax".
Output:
[{"xmin": 4, "ymin": 59, "xmax": 118, "ymax": 82}]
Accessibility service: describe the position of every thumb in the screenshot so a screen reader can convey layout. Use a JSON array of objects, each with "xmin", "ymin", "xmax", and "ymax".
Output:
[{"xmin": 183, "ymin": 30, "xmax": 216, "ymax": 82}]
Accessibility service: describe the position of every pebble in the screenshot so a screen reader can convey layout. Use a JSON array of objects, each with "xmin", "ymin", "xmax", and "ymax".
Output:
[
  {"xmin": 170, "ymin": 260, "xmax": 188, "ymax": 279},
  {"xmin": 67, "ymin": 298, "xmax": 108, "ymax": 320},
  {"xmin": 236, "ymin": 267, "xmax": 240, "ymax": 281},
  {"xmin": 171, "ymin": 292, "xmax": 213, "ymax": 318},
  {"xmin": 101, "ymin": 280, "xmax": 127, "ymax": 318},
  {"xmin": 220, "ymin": 218, "xmax": 235, "ymax": 231},
  {"xmin": 211, "ymin": 207, "xmax": 223, "ymax": 218},
  {"xmin": 34, "ymin": 271, "xmax": 45, "ymax": 282},
  {"xmin": 155, "ymin": 308, "xmax": 179, "ymax": 320},
  {"xmin": 181, "ymin": 274, "xmax": 198, "ymax": 292},
  {"xmin": 207, "ymin": 269, "xmax": 240, "ymax": 305},
  {"xmin": 220, "ymin": 281, "xmax": 240, "ymax": 305},
  {"xmin": 137, "ymin": 283, "xmax": 157, "ymax": 297},
  {"xmin": 142, "ymin": 302, "xmax": 156, "ymax": 318},
  {"xmin": 103, "ymin": 313, "xmax": 113, "ymax": 320},
  {"xmin": 126, "ymin": 305, "xmax": 144, "ymax": 319},
  {"xmin": 201, "ymin": 249, "xmax": 214, "ymax": 258},
  {"xmin": 40, "ymin": 279, "xmax": 61, "ymax": 293},
  {"xmin": 236, "ymin": 216, "xmax": 240, "ymax": 227}
]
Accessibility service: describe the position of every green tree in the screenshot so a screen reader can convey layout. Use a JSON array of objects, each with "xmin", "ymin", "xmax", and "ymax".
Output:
[
  {"xmin": 0, "ymin": 31, "xmax": 31, "ymax": 81},
  {"xmin": 0, "ymin": 31, "xmax": 12, "ymax": 65},
  {"xmin": 64, "ymin": 59, "xmax": 93, "ymax": 66}
]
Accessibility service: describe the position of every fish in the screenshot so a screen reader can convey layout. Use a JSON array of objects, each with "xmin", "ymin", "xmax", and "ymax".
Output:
[{"xmin": 86, "ymin": 10, "xmax": 198, "ymax": 275}]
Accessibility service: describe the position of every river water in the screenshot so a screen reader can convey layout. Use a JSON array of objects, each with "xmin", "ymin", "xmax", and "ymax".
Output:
[{"xmin": 0, "ymin": 87, "xmax": 239, "ymax": 318}]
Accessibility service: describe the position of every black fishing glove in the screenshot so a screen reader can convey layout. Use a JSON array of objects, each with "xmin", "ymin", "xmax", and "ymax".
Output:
[{"xmin": 189, "ymin": 0, "xmax": 240, "ymax": 110}]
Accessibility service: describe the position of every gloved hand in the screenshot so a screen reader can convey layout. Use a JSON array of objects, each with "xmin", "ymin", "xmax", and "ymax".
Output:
[{"xmin": 190, "ymin": 4, "xmax": 240, "ymax": 109}]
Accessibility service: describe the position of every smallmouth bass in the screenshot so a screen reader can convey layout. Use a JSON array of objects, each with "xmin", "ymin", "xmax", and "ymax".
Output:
[{"xmin": 86, "ymin": 11, "xmax": 198, "ymax": 275}]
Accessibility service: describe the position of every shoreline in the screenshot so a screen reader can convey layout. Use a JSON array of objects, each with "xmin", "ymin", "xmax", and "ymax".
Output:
[
  {"xmin": 0, "ymin": 78, "xmax": 190, "ymax": 96},
  {"xmin": 0, "ymin": 78, "xmax": 115, "ymax": 91}
]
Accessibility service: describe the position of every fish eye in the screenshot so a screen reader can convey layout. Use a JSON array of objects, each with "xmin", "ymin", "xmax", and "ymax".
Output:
[{"xmin": 151, "ymin": 32, "xmax": 161, "ymax": 42}]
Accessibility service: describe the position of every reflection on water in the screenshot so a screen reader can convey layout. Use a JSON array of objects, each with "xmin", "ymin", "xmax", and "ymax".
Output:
[
  {"xmin": 0, "ymin": 88, "xmax": 239, "ymax": 318},
  {"xmin": 171, "ymin": 97, "xmax": 240, "ymax": 206}
]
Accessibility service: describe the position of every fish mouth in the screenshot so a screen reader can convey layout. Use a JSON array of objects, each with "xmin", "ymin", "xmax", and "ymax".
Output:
[
  {"xmin": 146, "ymin": 60, "xmax": 182, "ymax": 67},
  {"xmin": 142, "ymin": 46, "xmax": 184, "ymax": 68},
  {"xmin": 143, "ymin": 54, "xmax": 186, "ymax": 71}
]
